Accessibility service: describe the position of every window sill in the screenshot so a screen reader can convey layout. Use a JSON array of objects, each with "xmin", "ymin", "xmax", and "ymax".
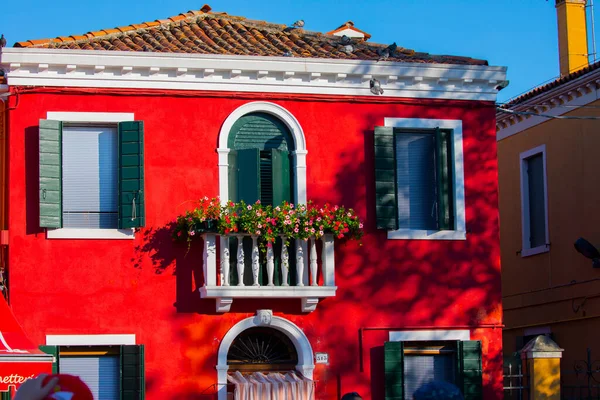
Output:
[
  {"xmin": 387, "ymin": 229, "xmax": 467, "ymax": 241},
  {"xmin": 521, "ymin": 245, "xmax": 549, "ymax": 258},
  {"xmin": 46, "ymin": 228, "xmax": 135, "ymax": 239}
]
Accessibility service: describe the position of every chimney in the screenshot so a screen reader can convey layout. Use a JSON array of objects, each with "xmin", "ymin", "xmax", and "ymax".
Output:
[{"xmin": 556, "ymin": 0, "xmax": 589, "ymax": 76}]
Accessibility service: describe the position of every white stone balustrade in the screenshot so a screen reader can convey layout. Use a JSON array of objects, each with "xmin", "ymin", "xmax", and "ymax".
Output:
[{"xmin": 199, "ymin": 233, "xmax": 337, "ymax": 312}]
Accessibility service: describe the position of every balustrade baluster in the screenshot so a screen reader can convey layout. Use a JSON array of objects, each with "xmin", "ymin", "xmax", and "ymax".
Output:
[
  {"xmin": 266, "ymin": 243, "xmax": 275, "ymax": 287},
  {"xmin": 251, "ymin": 236, "xmax": 260, "ymax": 286},
  {"xmin": 310, "ymin": 237, "xmax": 318, "ymax": 286},
  {"xmin": 281, "ymin": 236, "xmax": 289, "ymax": 286},
  {"xmin": 236, "ymin": 236, "xmax": 245, "ymax": 286},
  {"xmin": 221, "ymin": 236, "xmax": 230, "ymax": 286},
  {"xmin": 296, "ymin": 243, "xmax": 305, "ymax": 287}
]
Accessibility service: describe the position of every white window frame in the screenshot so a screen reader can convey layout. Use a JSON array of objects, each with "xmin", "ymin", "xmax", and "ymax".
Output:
[
  {"xmin": 45, "ymin": 112, "xmax": 136, "ymax": 240},
  {"xmin": 388, "ymin": 330, "xmax": 471, "ymax": 342},
  {"xmin": 520, "ymin": 144, "xmax": 550, "ymax": 257},
  {"xmin": 45, "ymin": 334, "xmax": 136, "ymax": 346},
  {"xmin": 384, "ymin": 118, "xmax": 466, "ymax": 240}
]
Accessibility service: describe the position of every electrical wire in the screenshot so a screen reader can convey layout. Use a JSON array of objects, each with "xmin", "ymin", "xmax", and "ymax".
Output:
[
  {"xmin": 497, "ymin": 107, "xmax": 600, "ymax": 120},
  {"xmin": 497, "ymin": 102, "xmax": 600, "ymax": 109}
]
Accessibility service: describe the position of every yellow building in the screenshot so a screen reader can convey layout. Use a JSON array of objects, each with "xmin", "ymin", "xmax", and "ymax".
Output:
[{"xmin": 497, "ymin": 1, "xmax": 600, "ymax": 396}]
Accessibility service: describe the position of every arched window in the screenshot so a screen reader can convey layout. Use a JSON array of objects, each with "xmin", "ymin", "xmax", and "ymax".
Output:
[
  {"xmin": 227, "ymin": 327, "xmax": 299, "ymax": 373},
  {"xmin": 227, "ymin": 112, "xmax": 295, "ymax": 206}
]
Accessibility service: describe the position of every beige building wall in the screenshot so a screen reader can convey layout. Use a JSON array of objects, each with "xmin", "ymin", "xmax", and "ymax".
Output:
[{"xmin": 499, "ymin": 99, "xmax": 600, "ymax": 372}]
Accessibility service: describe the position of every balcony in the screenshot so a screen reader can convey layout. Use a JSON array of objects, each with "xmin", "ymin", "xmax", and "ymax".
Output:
[{"xmin": 199, "ymin": 233, "xmax": 337, "ymax": 312}]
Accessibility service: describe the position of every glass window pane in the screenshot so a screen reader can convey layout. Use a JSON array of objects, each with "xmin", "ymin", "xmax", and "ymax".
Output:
[
  {"xmin": 526, "ymin": 154, "xmax": 546, "ymax": 248},
  {"xmin": 59, "ymin": 356, "xmax": 120, "ymax": 400},
  {"xmin": 404, "ymin": 354, "xmax": 456, "ymax": 399},
  {"xmin": 62, "ymin": 126, "xmax": 118, "ymax": 229},
  {"xmin": 396, "ymin": 133, "xmax": 437, "ymax": 230}
]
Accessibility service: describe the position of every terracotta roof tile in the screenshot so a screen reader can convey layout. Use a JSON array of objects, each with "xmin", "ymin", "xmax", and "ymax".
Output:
[
  {"xmin": 13, "ymin": 5, "xmax": 487, "ymax": 66},
  {"xmin": 504, "ymin": 61, "xmax": 600, "ymax": 106}
]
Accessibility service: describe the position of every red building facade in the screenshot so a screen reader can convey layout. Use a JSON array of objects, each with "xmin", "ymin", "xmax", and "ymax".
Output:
[{"xmin": 0, "ymin": 6, "xmax": 507, "ymax": 400}]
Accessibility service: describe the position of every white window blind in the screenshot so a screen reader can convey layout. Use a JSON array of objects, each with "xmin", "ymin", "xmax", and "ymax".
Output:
[
  {"xmin": 396, "ymin": 133, "xmax": 437, "ymax": 230},
  {"xmin": 404, "ymin": 354, "xmax": 456, "ymax": 399},
  {"xmin": 59, "ymin": 355, "xmax": 120, "ymax": 400},
  {"xmin": 62, "ymin": 126, "xmax": 118, "ymax": 228}
]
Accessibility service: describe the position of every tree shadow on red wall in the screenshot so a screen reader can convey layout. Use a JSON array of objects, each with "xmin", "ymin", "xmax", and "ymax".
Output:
[
  {"xmin": 159, "ymin": 106, "xmax": 503, "ymax": 400},
  {"xmin": 24, "ymin": 126, "xmax": 45, "ymax": 235}
]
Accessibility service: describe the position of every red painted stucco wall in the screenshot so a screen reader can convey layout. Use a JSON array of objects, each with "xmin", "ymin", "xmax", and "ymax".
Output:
[{"xmin": 5, "ymin": 88, "xmax": 502, "ymax": 400}]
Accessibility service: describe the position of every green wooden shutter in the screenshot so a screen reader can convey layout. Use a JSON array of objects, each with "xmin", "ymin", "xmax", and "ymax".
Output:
[
  {"xmin": 39, "ymin": 120, "xmax": 62, "ymax": 228},
  {"xmin": 121, "ymin": 345, "xmax": 145, "ymax": 400},
  {"xmin": 374, "ymin": 127, "xmax": 398, "ymax": 230},
  {"xmin": 236, "ymin": 149, "xmax": 261, "ymax": 204},
  {"xmin": 0, "ymin": 390, "xmax": 11, "ymax": 400},
  {"xmin": 456, "ymin": 340, "xmax": 483, "ymax": 400},
  {"xmin": 434, "ymin": 129, "xmax": 454, "ymax": 230},
  {"xmin": 260, "ymin": 151, "xmax": 273, "ymax": 206},
  {"xmin": 384, "ymin": 341, "xmax": 404, "ymax": 400},
  {"xmin": 271, "ymin": 149, "xmax": 291, "ymax": 205},
  {"xmin": 39, "ymin": 345, "xmax": 59, "ymax": 373},
  {"xmin": 228, "ymin": 151, "xmax": 238, "ymax": 203},
  {"xmin": 118, "ymin": 121, "xmax": 145, "ymax": 229}
]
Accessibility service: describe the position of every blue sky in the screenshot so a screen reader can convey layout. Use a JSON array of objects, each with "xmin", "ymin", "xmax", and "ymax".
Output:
[{"xmin": 0, "ymin": 0, "xmax": 595, "ymax": 102}]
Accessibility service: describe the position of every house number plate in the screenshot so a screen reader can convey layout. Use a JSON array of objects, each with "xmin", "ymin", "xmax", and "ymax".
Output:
[{"xmin": 315, "ymin": 352, "xmax": 329, "ymax": 364}]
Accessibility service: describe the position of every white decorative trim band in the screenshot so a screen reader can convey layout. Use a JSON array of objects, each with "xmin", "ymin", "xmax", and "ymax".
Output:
[
  {"xmin": 1, "ymin": 48, "xmax": 507, "ymax": 101},
  {"xmin": 46, "ymin": 334, "xmax": 136, "ymax": 345},
  {"xmin": 46, "ymin": 112, "xmax": 134, "ymax": 123},
  {"xmin": 46, "ymin": 228, "xmax": 135, "ymax": 239},
  {"xmin": 389, "ymin": 329, "xmax": 471, "ymax": 341}
]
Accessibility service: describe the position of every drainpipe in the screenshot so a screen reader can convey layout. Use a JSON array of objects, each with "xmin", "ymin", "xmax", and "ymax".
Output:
[{"xmin": 0, "ymin": 90, "xmax": 8, "ymax": 302}]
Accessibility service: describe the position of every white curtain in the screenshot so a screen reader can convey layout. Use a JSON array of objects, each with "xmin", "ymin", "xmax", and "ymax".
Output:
[{"xmin": 228, "ymin": 371, "xmax": 315, "ymax": 400}]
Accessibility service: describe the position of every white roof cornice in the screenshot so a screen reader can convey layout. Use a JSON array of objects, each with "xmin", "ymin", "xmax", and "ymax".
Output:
[
  {"xmin": 497, "ymin": 68, "xmax": 600, "ymax": 140},
  {"xmin": 0, "ymin": 48, "xmax": 507, "ymax": 101}
]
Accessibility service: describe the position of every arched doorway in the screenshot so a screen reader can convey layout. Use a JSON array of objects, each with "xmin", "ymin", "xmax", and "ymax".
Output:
[{"xmin": 216, "ymin": 311, "xmax": 314, "ymax": 400}]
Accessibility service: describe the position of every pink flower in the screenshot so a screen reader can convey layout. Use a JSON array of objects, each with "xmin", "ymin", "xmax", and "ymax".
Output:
[
  {"xmin": 256, "ymin": 230, "xmax": 261, "ymax": 235},
  {"xmin": 187, "ymin": 217, "xmax": 193, "ymax": 222},
  {"xmin": 299, "ymin": 206, "xmax": 305, "ymax": 211},
  {"xmin": 359, "ymin": 223, "xmax": 363, "ymax": 228},
  {"xmin": 290, "ymin": 204, "xmax": 295, "ymax": 209},
  {"xmin": 304, "ymin": 227, "xmax": 309, "ymax": 232},
  {"xmin": 294, "ymin": 228, "xmax": 299, "ymax": 233},
  {"xmin": 266, "ymin": 217, "xmax": 271, "ymax": 223},
  {"xmin": 256, "ymin": 200, "xmax": 261, "ymax": 204},
  {"xmin": 275, "ymin": 206, "xmax": 281, "ymax": 211},
  {"xmin": 258, "ymin": 224, "xmax": 263, "ymax": 228},
  {"xmin": 319, "ymin": 225, "xmax": 324, "ymax": 230},
  {"xmin": 256, "ymin": 211, "xmax": 261, "ymax": 216},
  {"xmin": 177, "ymin": 231, "xmax": 182, "ymax": 237},
  {"xmin": 347, "ymin": 212, "xmax": 352, "ymax": 217},
  {"xmin": 334, "ymin": 206, "xmax": 339, "ymax": 211},
  {"xmin": 317, "ymin": 217, "xmax": 322, "ymax": 222},
  {"xmin": 189, "ymin": 231, "xmax": 196, "ymax": 236},
  {"xmin": 285, "ymin": 215, "xmax": 290, "ymax": 220},
  {"xmin": 247, "ymin": 205, "xmax": 252, "ymax": 210},
  {"xmin": 319, "ymin": 230, "xmax": 324, "ymax": 236},
  {"xmin": 311, "ymin": 228, "xmax": 315, "ymax": 233}
]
